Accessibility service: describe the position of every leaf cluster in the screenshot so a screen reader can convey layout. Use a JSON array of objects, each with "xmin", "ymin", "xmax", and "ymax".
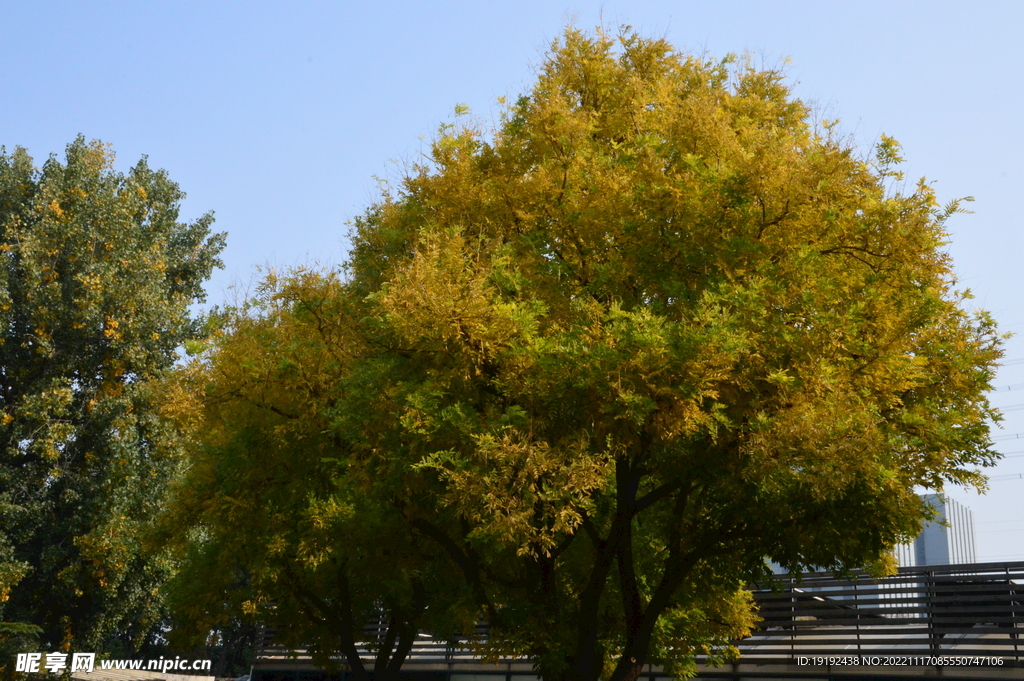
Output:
[
  {"xmin": 158, "ymin": 270, "xmax": 477, "ymax": 681},
  {"xmin": 0, "ymin": 136, "xmax": 225, "ymax": 653},
  {"xmin": 163, "ymin": 26, "xmax": 1002, "ymax": 681}
]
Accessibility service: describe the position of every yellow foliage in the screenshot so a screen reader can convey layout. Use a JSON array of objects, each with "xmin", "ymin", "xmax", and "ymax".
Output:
[{"xmin": 158, "ymin": 27, "xmax": 1002, "ymax": 681}]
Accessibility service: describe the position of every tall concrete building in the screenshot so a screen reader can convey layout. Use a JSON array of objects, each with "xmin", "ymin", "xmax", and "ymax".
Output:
[
  {"xmin": 894, "ymin": 493, "xmax": 977, "ymax": 567},
  {"xmin": 768, "ymin": 493, "xmax": 978, "ymax": 574}
]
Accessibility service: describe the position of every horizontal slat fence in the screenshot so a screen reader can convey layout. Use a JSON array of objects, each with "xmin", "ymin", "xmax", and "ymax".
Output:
[
  {"xmin": 741, "ymin": 561, "xmax": 1024, "ymax": 665},
  {"xmin": 255, "ymin": 619, "xmax": 495, "ymax": 665},
  {"xmin": 255, "ymin": 561, "xmax": 1024, "ymax": 669}
]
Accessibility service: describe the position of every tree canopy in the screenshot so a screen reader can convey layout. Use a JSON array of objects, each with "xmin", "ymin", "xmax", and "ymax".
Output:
[
  {"xmin": 159, "ymin": 271, "xmax": 476, "ymax": 681},
  {"xmin": 0, "ymin": 137, "xmax": 224, "ymax": 654},
  {"xmin": 164, "ymin": 27, "xmax": 1002, "ymax": 681}
]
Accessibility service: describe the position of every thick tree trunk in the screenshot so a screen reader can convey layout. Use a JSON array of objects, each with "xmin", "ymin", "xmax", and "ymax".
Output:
[{"xmin": 375, "ymin": 584, "xmax": 427, "ymax": 681}]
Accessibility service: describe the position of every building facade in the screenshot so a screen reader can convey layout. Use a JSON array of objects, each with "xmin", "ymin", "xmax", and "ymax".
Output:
[{"xmin": 894, "ymin": 494, "xmax": 977, "ymax": 567}]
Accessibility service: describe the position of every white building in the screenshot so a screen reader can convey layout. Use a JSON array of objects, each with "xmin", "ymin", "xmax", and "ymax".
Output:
[{"xmin": 893, "ymin": 493, "xmax": 977, "ymax": 567}]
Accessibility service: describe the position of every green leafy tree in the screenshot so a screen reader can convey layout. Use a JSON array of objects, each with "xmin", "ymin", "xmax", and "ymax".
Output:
[
  {"xmin": 158, "ymin": 271, "xmax": 476, "ymax": 681},
  {"xmin": 161, "ymin": 27, "xmax": 1001, "ymax": 681},
  {"xmin": 0, "ymin": 137, "xmax": 224, "ymax": 653},
  {"xmin": 333, "ymin": 28, "xmax": 1002, "ymax": 681}
]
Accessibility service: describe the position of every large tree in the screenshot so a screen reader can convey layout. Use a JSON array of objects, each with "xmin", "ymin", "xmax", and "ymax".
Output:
[
  {"xmin": 166, "ymin": 27, "xmax": 1002, "ymax": 681},
  {"xmin": 0, "ymin": 137, "xmax": 224, "ymax": 653},
  {"xmin": 338, "ymin": 28, "xmax": 1002, "ymax": 681}
]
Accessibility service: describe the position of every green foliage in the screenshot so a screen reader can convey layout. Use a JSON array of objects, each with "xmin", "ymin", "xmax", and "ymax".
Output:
[
  {"xmin": 0, "ymin": 137, "xmax": 224, "ymax": 652},
  {"xmin": 164, "ymin": 26, "xmax": 1002, "ymax": 681},
  {"xmin": 158, "ymin": 271, "xmax": 476, "ymax": 681},
  {"xmin": 0, "ymin": 621, "xmax": 41, "ymax": 681},
  {"xmin": 340, "ymin": 27, "xmax": 1002, "ymax": 681}
]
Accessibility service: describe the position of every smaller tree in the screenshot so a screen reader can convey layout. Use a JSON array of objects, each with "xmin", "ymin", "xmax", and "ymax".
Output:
[
  {"xmin": 0, "ymin": 137, "xmax": 224, "ymax": 653},
  {"xmin": 158, "ymin": 271, "xmax": 475, "ymax": 681}
]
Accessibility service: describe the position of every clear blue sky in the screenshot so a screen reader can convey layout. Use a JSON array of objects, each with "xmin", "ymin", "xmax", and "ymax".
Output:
[{"xmin": 3, "ymin": 1, "xmax": 1023, "ymax": 561}]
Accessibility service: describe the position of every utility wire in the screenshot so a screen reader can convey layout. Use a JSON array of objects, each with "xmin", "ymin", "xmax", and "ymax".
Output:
[
  {"xmin": 988, "ymin": 472, "xmax": 1024, "ymax": 482},
  {"xmin": 991, "ymin": 382, "xmax": 1024, "ymax": 392}
]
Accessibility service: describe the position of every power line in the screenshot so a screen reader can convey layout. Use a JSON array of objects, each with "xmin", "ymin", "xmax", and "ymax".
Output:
[
  {"xmin": 989, "ymin": 472, "xmax": 1024, "ymax": 482},
  {"xmin": 990, "ymin": 382, "xmax": 1024, "ymax": 392}
]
